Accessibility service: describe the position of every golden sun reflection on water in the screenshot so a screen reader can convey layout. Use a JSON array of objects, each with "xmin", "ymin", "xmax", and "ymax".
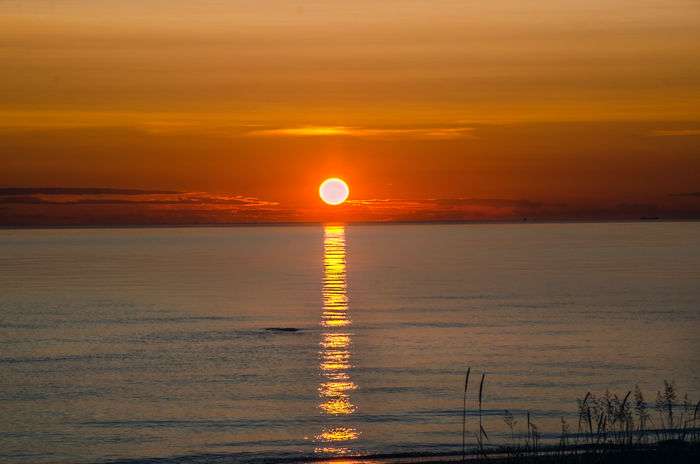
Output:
[{"xmin": 316, "ymin": 225, "xmax": 359, "ymax": 455}]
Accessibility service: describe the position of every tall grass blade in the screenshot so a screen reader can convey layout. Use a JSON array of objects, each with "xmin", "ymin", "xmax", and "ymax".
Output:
[
  {"xmin": 462, "ymin": 368, "xmax": 470, "ymax": 463},
  {"xmin": 478, "ymin": 373, "xmax": 486, "ymax": 457}
]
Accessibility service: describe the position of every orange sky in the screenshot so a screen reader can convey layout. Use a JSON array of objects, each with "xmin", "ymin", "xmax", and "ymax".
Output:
[{"xmin": 1, "ymin": 1, "xmax": 699, "ymax": 225}]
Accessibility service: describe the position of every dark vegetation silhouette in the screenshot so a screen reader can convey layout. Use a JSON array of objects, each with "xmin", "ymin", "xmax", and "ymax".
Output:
[{"xmin": 460, "ymin": 369, "xmax": 699, "ymax": 463}]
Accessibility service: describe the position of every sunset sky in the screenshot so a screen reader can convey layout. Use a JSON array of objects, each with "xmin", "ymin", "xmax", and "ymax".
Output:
[{"xmin": 1, "ymin": 0, "xmax": 700, "ymax": 224}]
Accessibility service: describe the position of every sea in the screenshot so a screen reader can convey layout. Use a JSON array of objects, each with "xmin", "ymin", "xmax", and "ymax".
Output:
[{"xmin": 1, "ymin": 222, "xmax": 699, "ymax": 463}]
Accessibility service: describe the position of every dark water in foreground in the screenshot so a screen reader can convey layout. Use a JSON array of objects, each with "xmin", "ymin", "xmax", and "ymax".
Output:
[{"xmin": 1, "ymin": 223, "xmax": 699, "ymax": 463}]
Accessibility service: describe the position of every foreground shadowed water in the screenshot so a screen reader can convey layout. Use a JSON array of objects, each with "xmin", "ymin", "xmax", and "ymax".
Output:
[{"xmin": 1, "ymin": 222, "xmax": 699, "ymax": 463}]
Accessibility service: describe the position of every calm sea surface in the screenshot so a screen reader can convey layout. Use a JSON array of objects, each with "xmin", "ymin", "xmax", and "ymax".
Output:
[{"xmin": 1, "ymin": 223, "xmax": 699, "ymax": 463}]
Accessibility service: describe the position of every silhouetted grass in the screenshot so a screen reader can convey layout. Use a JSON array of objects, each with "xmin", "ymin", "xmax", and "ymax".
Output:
[
  {"xmin": 458, "ymin": 375, "xmax": 699, "ymax": 464},
  {"xmin": 477, "ymin": 373, "xmax": 488, "ymax": 457},
  {"xmin": 463, "ymin": 367, "xmax": 471, "ymax": 463}
]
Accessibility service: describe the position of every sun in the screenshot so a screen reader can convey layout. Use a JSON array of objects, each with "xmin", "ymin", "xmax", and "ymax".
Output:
[{"xmin": 319, "ymin": 178, "xmax": 350, "ymax": 206}]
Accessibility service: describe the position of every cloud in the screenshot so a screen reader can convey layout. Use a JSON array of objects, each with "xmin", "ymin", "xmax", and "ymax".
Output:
[
  {"xmin": 0, "ymin": 112, "xmax": 476, "ymax": 140},
  {"xmin": 0, "ymin": 188, "xmax": 179, "ymax": 196},
  {"xmin": 348, "ymin": 197, "xmax": 553, "ymax": 210},
  {"xmin": 340, "ymin": 197, "xmax": 565, "ymax": 222},
  {"xmin": 669, "ymin": 192, "xmax": 700, "ymax": 198},
  {"xmin": 431, "ymin": 198, "xmax": 546, "ymax": 208},
  {"xmin": 337, "ymin": 197, "xmax": 700, "ymax": 222},
  {"xmin": 650, "ymin": 129, "xmax": 700, "ymax": 137},
  {"xmin": 248, "ymin": 126, "xmax": 350, "ymax": 137},
  {"xmin": 4, "ymin": 189, "xmax": 700, "ymax": 226},
  {"xmin": 0, "ymin": 195, "xmax": 46, "ymax": 204},
  {"xmin": 0, "ymin": 189, "xmax": 276, "ymax": 207},
  {"xmin": 0, "ymin": 189, "xmax": 286, "ymax": 226},
  {"xmin": 0, "ymin": 111, "xmax": 259, "ymax": 136},
  {"xmin": 246, "ymin": 126, "xmax": 475, "ymax": 140}
]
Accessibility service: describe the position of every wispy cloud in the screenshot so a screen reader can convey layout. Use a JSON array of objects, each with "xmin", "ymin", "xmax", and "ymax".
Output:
[
  {"xmin": 340, "ymin": 197, "xmax": 559, "ymax": 221},
  {"xmin": 246, "ymin": 126, "xmax": 475, "ymax": 140},
  {"xmin": 0, "ymin": 188, "xmax": 179, "ymax": 196},
  {"xmin": 247, "ymin": 126, "xmax": 350, "ymax": 137},
  {"xmin": 0, "ymin": 188, "xmax": 287, "ymax": 226},
  {"xmin": 669, "ymin": 192, "xmax": 700, "ymax": 198},
  {"xmin": 4, "ymin": 189, "xmax": 700, "ymax": 227},
  {"xmin": 0, "ymin": 189, "xmax": 277, "ymax": 207},
  {"xmin": 347, "ymin": 197, "xmax": 553, "ymax": 209},
  {"xmin": 650, "ymin": 129, "xmax": 700, "ymax": 137},
  {"xmin": 337, "ymin": 197, "xmax": 699, "ymax": 222},
  {"xmin": 0, "ymin": 112, "xmax": 477, "ymax": 140}
]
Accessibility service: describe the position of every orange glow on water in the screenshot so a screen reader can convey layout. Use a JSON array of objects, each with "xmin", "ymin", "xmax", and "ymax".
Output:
[
  {"xmin": 316, "ymin": 427, "xmax": 360, "ymax": 442},
  {"xmin": 319, "ymin": 396, "xmax": 356, "ymax": 415},
  {"xmin": 316, "ymin": 225, "xmax": 359, "ymax": 454}
]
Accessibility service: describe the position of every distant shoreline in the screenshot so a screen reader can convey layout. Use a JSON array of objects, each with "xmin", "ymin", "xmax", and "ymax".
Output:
[{"xmin": 1, "ymin": 218, "xmax": 699, "ymax": 231}]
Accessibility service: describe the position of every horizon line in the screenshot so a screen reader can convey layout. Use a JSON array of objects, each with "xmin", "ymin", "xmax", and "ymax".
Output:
[{"xmin": 1, "ymin": 217, "xmax": 698, "ymax": 231}]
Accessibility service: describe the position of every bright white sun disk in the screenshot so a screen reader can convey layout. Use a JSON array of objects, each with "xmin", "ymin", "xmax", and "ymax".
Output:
[{"xmin": 319, "ymin": 178, "xmax": 349, "ymax": 205}]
